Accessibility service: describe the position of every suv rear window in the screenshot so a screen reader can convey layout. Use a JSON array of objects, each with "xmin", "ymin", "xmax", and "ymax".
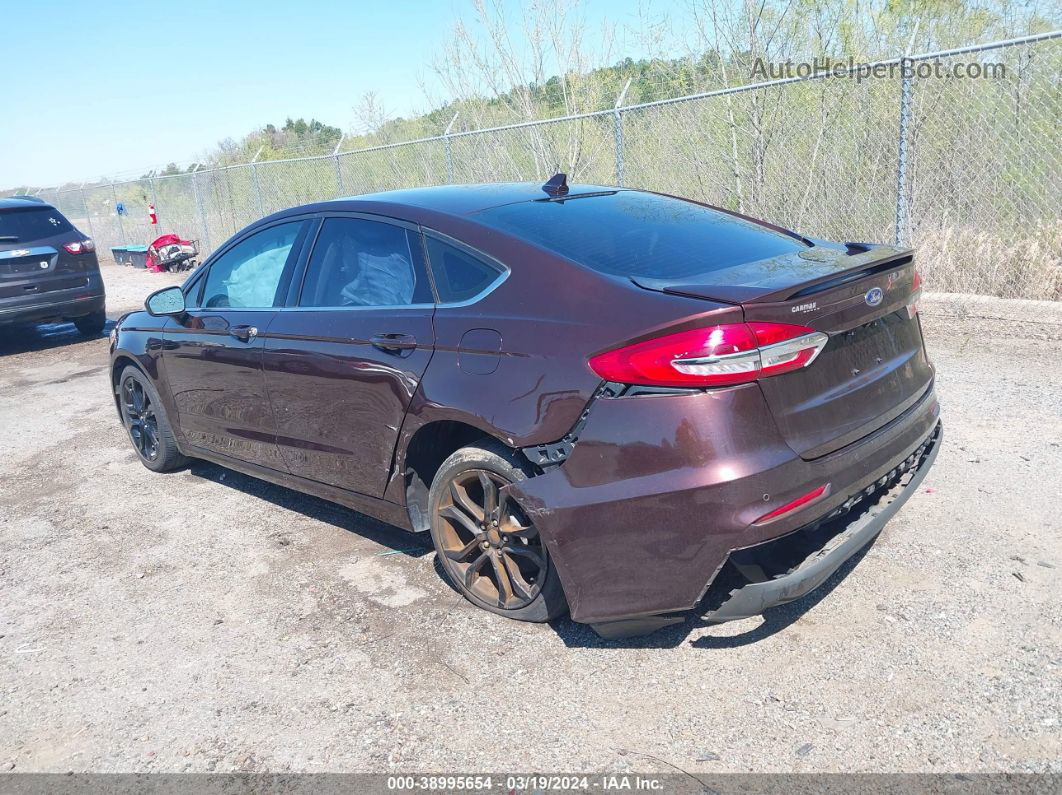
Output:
[
  {"xmin": 473, "ymin": 191, "xmax": 806, "ymax": 281},
  {"xmin": 0, "ymin": 207, "xmax": 74, "ymax": 242}
]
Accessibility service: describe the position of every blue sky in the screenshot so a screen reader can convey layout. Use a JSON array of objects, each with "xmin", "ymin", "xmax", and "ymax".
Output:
[{"xmin": 3, "ymin": 0, "xmax": 657, "ymax": 187}]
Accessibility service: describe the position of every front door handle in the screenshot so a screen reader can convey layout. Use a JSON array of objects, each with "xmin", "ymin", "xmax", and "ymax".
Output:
[
  {"xmin": 370, "ymin": 332, "xmax": 417, "ymax": 352},
  {"xmin": 229, "ymin": 324, "xmax": 258, "ymax": 343}
]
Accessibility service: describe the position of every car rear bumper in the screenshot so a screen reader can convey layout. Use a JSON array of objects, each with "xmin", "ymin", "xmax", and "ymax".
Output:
[
  {"xmin": 701, "ymin": 421, "xmax": 940, "ymax": 625},
  {"xmin": 506, "ymin": 381, "xmax": 941, "ymax": 637},
  {"xmin": 0, "ymin": 290, "xmax": 105, "ymax": 325}
]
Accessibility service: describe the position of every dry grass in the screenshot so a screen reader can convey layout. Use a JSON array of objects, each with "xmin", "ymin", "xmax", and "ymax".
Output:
[{"xmin": 914, "ymin": 220, "xmax": 1062, "ymax": 301}]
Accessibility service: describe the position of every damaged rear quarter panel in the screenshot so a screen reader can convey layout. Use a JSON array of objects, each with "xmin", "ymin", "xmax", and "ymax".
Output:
[
  {"xmin": 505, "ymin": 385, "xmax": 798, "ymax": 623},
  {"xmin": 386, "ymin": 220, "xmax": 742, "ymax": 503},
  {"xmin": 507, "ymin": 382, "xmax": 941, "ymax": 624}
]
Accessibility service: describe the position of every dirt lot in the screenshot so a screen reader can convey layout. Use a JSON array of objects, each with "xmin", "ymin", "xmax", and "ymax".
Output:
[{"xmin": 0, "ymin": 262, "xmax": 1059, "ymax": 775}]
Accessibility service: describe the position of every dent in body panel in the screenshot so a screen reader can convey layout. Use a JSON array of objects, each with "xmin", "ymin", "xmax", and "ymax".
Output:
[
  {"xmin": 507, "ymin": 384, "xmax": 940, "ymax": 624},
  {"xmin": 261, "ymin": 307, "xmax": 434, "ymax": 497},
  {"xmin": 385, "ymin": 255, "xmax": 743, "ymax": 506},
  {"xmin": 161, "ymin": 310, "xmax": 285, "ymax": 469},
  {"xmin": 506, "ymin": 387, "xmax": 795, "ymax": 620}
]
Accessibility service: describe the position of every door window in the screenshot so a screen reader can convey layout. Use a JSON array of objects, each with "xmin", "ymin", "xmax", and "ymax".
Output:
[
  {"xmin": 424, "ymin": 237, "xmax": 504, "ymax": 303},
  {"xmin": 182, "ymin": 268, "xmax": 206, "ymax": 309},
  {"xmin": 201, "ymin": 222, "xmax": 303, "ymax": 309},
  {"xmin": 299, "ymin": 218, "xmax": 432, "ymax": 308}
]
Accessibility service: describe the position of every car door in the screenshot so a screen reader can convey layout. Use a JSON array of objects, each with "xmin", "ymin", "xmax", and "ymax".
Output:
[
  {"xmin": 162, "ymin": 219, "xmax": 310, "ymax": 469},
  {"xmin": 262, "ymin": 215, "xmax": 436, "ymax": 496}
]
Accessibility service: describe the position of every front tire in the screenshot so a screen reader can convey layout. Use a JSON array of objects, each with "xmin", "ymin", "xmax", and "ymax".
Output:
[
  {"xmin": 117, "ymin": 365, "xmax": 187, "ymax": 472},
  {"xmin": 74, "ymin": 310, "xmax": 106, "ymax": 337},
  {"xmin": 428, "ymin": 440, "xmax": 567, "ymax": 623}
]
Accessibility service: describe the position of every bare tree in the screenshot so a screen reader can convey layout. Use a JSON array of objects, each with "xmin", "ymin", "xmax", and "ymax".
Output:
[{"xmin": 431, "ymin": 0, "xmax": 618, "ymax": 180}]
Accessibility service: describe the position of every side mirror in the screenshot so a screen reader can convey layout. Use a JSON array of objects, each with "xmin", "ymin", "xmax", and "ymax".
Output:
[{"xmin": 145, "ymin": 285, "xmax": 186, "ymax": 316}]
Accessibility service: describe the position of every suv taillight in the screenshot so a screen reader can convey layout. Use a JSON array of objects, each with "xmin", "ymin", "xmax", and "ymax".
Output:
[
  {"xmin": 63, "ymin": 239, "xmax": 95, "ymax": 254},
  {"xmin": 589, "ymin": 322, "xmax": 829, "ymax": 388}
]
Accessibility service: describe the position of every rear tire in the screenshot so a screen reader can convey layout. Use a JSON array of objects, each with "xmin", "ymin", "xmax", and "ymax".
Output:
[
  {"xmin": 428, "ymin": 439, "xmax": 567, "ymax": 623},
  {"xmin": 74, "ymin": 310, "xmax": 106, "ymax": 337},
  {"xmin": 117, "ymin": 365, "xmax": 187, "ymax": 472}
]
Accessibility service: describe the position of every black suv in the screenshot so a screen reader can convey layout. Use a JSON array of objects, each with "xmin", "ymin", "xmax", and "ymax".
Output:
[{"xmin": 0, "ymin": 196, "xmax": 106, "ymax": 336}]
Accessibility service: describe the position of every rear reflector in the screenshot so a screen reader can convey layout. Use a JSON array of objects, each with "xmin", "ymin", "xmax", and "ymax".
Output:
[
  {"xmin": 589, "ymin": 322, "xmax": 829, "ymax": 388},
  {"xmin": 754, "ymin": 483, "xmax": 830, "ymax": 524}
]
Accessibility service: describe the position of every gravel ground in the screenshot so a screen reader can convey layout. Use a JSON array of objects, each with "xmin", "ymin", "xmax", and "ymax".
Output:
[{"xmin": 0, "ymin": 263, "xmax": 1059, "ymax": 775}]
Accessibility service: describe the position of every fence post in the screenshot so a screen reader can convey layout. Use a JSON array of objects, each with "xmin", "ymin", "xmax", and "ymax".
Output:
[
  {"xmin": 444, "ymin": 112, "xmax": 460, "ymax": 184},
  {"xmin": 110, "ymin": 180, "xmax": 126, "ymax": 244},
  {"xmin": 332, "ymin": 134, "xmax": 346, "ymax": 196},
  {"xmin": 79, "ymin": 183, "xmax": 95, "ymax": 241},
  {"xmin": 251, "ymin": 146, "xmax": 265, "ymax": 217},
  {"xmin": 613, "ymin": 78, "xmax": 632, "ymax": 186},
  {"xmin": 893, "ymin": 66, "xmax": 913, "ymax": 246},
  {"xmin": 894, "ymin": 24, "xmax": 919, "ymax": 246},
  {"xmin": 191, "ymin": 165, "xmax": 210, "ymax": 252},
  {"xmin": 149, "ymin": 172, "xmax": 160, "ymax": 230}
]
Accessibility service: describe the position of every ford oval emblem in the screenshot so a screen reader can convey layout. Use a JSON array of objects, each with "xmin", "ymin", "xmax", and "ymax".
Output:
[{"xmin": 865, "ymin": 287, "xmax": 884, "ymax": 307}]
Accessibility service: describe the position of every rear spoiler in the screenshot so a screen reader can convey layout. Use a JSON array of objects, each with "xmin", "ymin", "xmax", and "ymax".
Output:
[{"xmin": 630, "ymin": 244, "xmax": 914, "ymax": 305}]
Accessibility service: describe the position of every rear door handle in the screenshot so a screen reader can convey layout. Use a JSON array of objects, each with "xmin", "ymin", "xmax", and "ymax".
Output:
[
  {"xmin": 229, "ymin": 324, "xmax": 258, "ymax": 342},
  {"xmin": 370, "ymin": 332, "xmax": 417, "ymax": 352}
]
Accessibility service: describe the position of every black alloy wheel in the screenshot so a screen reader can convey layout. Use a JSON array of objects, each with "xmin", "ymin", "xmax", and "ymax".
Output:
[{"xmin": 120, "ymin": 374, "xmax": 161, "ymax": 462}]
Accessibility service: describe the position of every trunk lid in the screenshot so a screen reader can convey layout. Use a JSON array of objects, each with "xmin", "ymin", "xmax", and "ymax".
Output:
[
  {"xmin": 633, "ymin": 244, "xmax": 934, "ymax": 459},
  {"xmin": 0, "ymin": 244, "xmax": 91, "ymax": 300}
]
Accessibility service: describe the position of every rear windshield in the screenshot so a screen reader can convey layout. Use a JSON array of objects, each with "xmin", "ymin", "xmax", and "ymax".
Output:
[
  {"xmin": 0, "ymin": 207, "xmax": 74, "ymax": 242},
  {"xmin": 474, "ymin": 191, "xmax": 806, "ymax": 280}
]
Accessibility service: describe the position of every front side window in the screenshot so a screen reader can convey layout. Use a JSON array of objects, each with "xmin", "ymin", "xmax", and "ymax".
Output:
[
  {"xmin": 425, "ymin": 238, "xmax": 503, "ymax": 303},
  {"xmin": 201, "ymin": 222, "xmax": 303, "ymax": 309},
  {"xmin": 299, "ymin": 217, "xmax": 431, "ymax": 308}
]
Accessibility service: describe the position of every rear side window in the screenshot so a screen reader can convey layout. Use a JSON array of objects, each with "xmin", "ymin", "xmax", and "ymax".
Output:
[
  {"xmin": 201, "ymin": 222, "xmax": 303, "ymax": 308},
  {"xmin": 299, "ymin": 218, "xmax": 432, "ymax": 308},
  {"xmin": 425, "ymin": 238, "xmax": 503, "ymax": 303},
  {"xmin": 0, "ymin": 208, "xmax": 74, "ymax": 242},
  {"xmin": 473, "ymin": 191, "xmax": 806, "ymax": 281}
]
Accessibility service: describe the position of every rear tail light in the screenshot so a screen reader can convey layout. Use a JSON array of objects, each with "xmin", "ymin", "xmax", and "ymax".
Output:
[
  {"xmin": 588, "ymin": 322, "xmax": 829, "ymax": 388},
  {"xmin": 63, "ymin": 239, "xmax": 95, "ymax": 254},
  {"xmin": 754, "ymin": 483, "xmax": 830, "ymax": 524},
  {"xmin": 906, "ymin": 271, "xmax": 922, "ymax": 319}
]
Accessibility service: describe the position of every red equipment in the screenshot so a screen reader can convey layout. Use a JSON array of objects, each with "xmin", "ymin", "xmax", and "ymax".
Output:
[{"xmin": 146, "ymin": 234, "xmax": 199, "ymax": 272}]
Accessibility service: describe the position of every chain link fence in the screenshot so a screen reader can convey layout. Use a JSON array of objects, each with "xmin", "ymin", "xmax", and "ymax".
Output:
[{"xmin": 13, "ymin": 31, "xmax": 1061, "ymax": 300}]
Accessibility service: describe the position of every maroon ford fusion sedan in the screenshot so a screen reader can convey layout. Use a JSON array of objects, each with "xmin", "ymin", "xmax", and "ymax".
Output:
[{"xmin": 109, "ymin": 177, "xmax": 941, "ymax": 639}]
